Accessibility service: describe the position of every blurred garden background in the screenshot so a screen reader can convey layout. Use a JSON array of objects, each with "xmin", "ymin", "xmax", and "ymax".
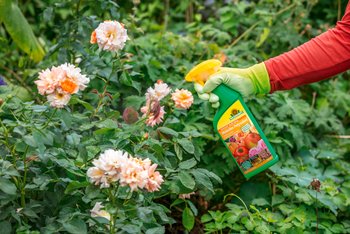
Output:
[{"xmin": 0, "ymin": 0, "xmax": 350, "ymax": 233}]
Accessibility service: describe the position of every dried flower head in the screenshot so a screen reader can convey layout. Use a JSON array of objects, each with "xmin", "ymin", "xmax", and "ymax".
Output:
[
  {"xmin": 141, "ymin": 99, "xmax": 165, "ymax": 127},
  {"xmin": 123, "ymin": 107, "xmax": 139, "ymax": 124},
  {"xmin": 310, "ymin": 178, "xmax": 321, "ymax": 192},
  {"xmin": 179, "ymin": 192, "xmax": 195, "ymax": 199}
]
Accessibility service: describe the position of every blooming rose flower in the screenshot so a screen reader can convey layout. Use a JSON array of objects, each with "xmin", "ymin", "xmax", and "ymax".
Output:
[
  {"xmin": 35, "ymin": 63, "xmax": 89, "ymax": 108},
  {"xmin": 119, "ymin": 159, "xmax": 148, "ymax": 191},
  {"xmin": 171, "ymin": 89, "xmax": 193, "ymax": 109},
  {"xmin": 87, "ymin": 149, "xmax": 163, "ymax": 192},
  {"xmin": 47, "ymin": 91, "xmax": 71, "ymax": 108},
  {"xmin": 91, "ymin": 21, "xmax": 129, "ymax": 52},
  {"xmin": 35, "ymin": 67, "xmax": 63, "ymax": 95},
  {"xmin": 87, "ymin": 167, "xmax": 110, "ymax": 188},
  {"xmin": 87, "ymin": 149, "xmax": 129, "ymax": 188},
  {"xmin": 59, "ymin": 63, "xmax": 90, "ymax": 93},
  {"xmin": 144, "ymin": 164, "xmax": 164, "ymax": 192},
  {"xmin": 146, "ymin": 80, "xmax": 171, "ymax": 101},
  {"xmin": 141, "ymin": 100, "xmax": 165, "ymax": 127},
  {"xmin": 95, "ymin": 149, "xmax": 128, "ymax": 182},
  {"xmin": 90, "ymin": 202, "xmax": 111, "ymax": 221}
]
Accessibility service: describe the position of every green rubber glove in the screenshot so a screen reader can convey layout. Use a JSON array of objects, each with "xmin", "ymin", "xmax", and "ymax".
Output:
[{"xmin": 194, "ymin": 62, "xmax": 271, "ymax": 108}]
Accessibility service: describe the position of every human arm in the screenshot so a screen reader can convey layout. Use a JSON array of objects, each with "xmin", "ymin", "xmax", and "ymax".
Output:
[{"xmin": 199, "ymin": 2, "xmax": 350, "ymax": 107}]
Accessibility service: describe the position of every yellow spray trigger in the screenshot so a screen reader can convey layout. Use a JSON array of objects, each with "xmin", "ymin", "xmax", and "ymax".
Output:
[{"xmin": 185, "ymin": 59, "xmax": 222, "ymax": 86}]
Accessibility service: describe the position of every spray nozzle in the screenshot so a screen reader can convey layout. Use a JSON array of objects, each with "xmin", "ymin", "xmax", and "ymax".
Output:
[{"xmin": 185, "ymin": 59, "xmax": 222, "ymax": 86}]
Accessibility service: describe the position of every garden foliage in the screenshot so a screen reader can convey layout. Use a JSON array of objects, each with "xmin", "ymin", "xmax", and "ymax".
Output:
[{"xmin": 0, "ymin": 0, "xmax": 349, "ymax": 233}]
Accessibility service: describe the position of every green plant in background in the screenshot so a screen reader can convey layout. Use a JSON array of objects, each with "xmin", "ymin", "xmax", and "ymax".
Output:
[
  {"xmin": 0, "ymin": 0, "xmax": 349, "ymax": 233},
  {"xmin": 0, "ymin": 0, "xmax": 45, "ymax": 62}
]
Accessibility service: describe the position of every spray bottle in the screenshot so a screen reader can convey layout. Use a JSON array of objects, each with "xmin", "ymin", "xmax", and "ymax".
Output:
[{"xmin": 185, "ymin": 59, "xmax": 279, "ymax": 179}]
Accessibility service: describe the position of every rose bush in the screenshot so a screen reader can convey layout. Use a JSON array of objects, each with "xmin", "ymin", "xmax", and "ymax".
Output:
[{"xmin": 0, "ymin": 0, "xmax": 349, "ymax": 233}]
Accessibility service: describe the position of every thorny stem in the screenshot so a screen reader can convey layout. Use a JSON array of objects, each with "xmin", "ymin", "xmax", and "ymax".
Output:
[
  {"xmin": 91, "ymin": 51, "xmax": 120, "ymax": 118},
  {"xmin": 91, "ymin": 81, "xmax": 109, "ymax": 118}
]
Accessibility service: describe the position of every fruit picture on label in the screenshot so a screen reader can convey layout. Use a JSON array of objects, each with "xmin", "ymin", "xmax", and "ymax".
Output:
[
  {"xmin": 224, "ymin": 126, "xmax": 273, "ymax": 173},
  {"xmin": 215, "ymin": 98, "xmax": 278, "ymax": 177}
]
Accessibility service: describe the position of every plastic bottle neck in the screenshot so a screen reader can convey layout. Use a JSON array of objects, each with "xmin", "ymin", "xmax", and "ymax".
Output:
[{"xmin": 212, "ymin": 84, "xmax": 241, "ymax": 111}]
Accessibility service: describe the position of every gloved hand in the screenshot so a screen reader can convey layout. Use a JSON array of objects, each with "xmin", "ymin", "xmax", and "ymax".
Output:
[{"xmin": 194, "ymin": 63, "xmax": 271, "ymax": 108}]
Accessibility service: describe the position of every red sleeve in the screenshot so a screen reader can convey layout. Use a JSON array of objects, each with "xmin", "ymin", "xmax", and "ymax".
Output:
[{"xmin": 265, "ymin": 2, "xmax": 350, "ymax": 92}]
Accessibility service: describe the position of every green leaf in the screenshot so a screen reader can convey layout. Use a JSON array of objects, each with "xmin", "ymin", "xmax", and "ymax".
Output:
[
  {"xmin": 201, "ymin": 214, "xmax": 212, "ymax": 223},
  {"xmin": 272, "ymin": 195, "xmax": 285, "ymax": 207},
  {"xmin": 178, "ymin": 138, "xmax": 195, "ymax": 154},
  {"xmin": 145, "ymin": 226, "xmax": 165, "ymax": 234},
  {"xmin": 124, "ymin": 95, "xmax": 145, "ymax": 109},
  {"xmin": 0, "ymin": 0, "xmax": 45, "ymax": 62},
  {"xmin": 190, "ymin": 169, "xmax": 213, "ymax": 193},
  {"xmin": 179, "ymin": 158, "xmax": 197, "ymax": 170},
  {"xmin": 63, "ymin": 218, "xmax": 87, "ymax": 234},
  {"xmin": 174, "ymin": 143, "xmax": 183, "ymax": 160},
  {"xmin": 23, "ymin": 208, "xmax": 39, "ymax": 219},
  {"xmin": 65, "ymin": 181, "xmax": 90, "ymax": 195},
  {"xmin": 256, "ymin": 27, "xmax": 270, "ymax": 48},
  {"xmin": 0, "ymin": 221, "xmax": 11, "ymax": 234},
  {"xmin": 251, "ymin": 198, "xmax": 269, "ymax": 206},
  {"xmin": 241, "ymin": 216, "xmax": 254, "ymax": 231},
  {"xmin": 182, "ymin": 207, "xmax": 195, "ymax": 231},
  {"xmin": 96, "ymin": 119, "xmax": 119, "ymax": 129},
  {"xmin": 31, "ymin": 105, "xmax": 48, "ymax": 113},
  {"xmin": 74, "ymin": 98, "xmax": 94, "ymax": 111},
  {"xmin": 0, "ymin": 178, "xmax": 16, "ymax": 195},
  {"xmin": 23, "ymin": 135, "xmax": 37, "ymax": 147},
  {"xmin": 0, "ymin": 160, "xmax": 19, "ymax": 177},
  {"xmin": 158, "ymin": 127, "xmax": 178, "ymax": 137},
  {"xmin": 187, "ymin": 200, "xmax": 198, "ymax": 216},
  {"xmin": 170, "ymin": 198, "xmax": 185, "ymax": 208},
  {"xmin": 66, "ymin": 133, "xmax": 81, "ymax": 146},
  {"xmin": 331, "ymin": 224, "xmax": 345, "ymax": 233},
  {"xmin": 93, "ymin": 128, "xmax": 115, "ymax": 136},
  {"xmin": 179, "ymin": 171, "xmax": 195, "ymax": 190},
  {"xmin": 121, "ymin": 224, "xmax": 141, "ymax": 233}
]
